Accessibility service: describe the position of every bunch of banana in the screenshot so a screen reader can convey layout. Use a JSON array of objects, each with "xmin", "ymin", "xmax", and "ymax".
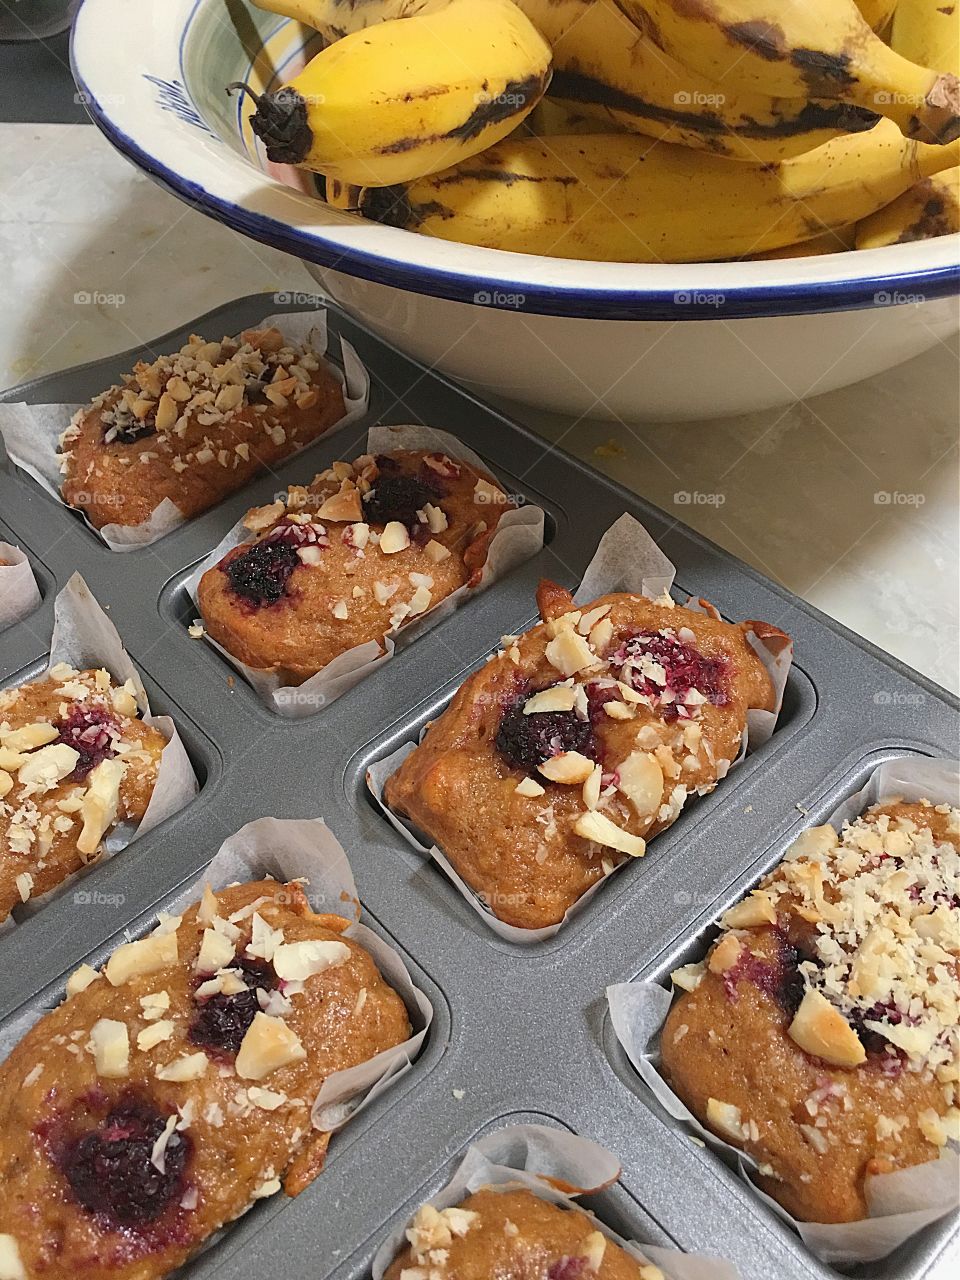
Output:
[
  {"xmin": 618, "ymin": 0, "xmax": 960, "ymax": 144},
  {"xmin": 857, "ymin": 165, "xmax": 960, "ymax": 246},
  {"xmin": 534, "ymin": 0, "xmax": 881, "ymax": 162},
  {"xmin": 358, "ymin": 120, "xmax": 959, "ymax": 261},
  {"xmin": 232, "ymin": 0, "xmax": 552, "ymax": 185},
  {"xmin": 250, "ymin": 0, "xmax": 885, "ymax": 163},
  {"xmin": 890, "ymin": 0, "xmax": 960, "ymax": 74}
]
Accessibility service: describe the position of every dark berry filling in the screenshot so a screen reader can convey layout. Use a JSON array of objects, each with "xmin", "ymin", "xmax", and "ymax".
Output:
[
  {"xmin": 101, "ymin": 403, "xmax": 157, "ymax": 444},
  {"xmin": 722, "ymin": 933, "xmax": 804, "ymax": 1015},
  {"xmin": 362, "ymin": 462, "xmax": 444, "ymax": 530},
  {"xmin": 225, "ymin": 540, "xmax": 300, "ymax": 606},
  {"xmin": 61, "ymin": 1096, "xmax": 190, "ymax": 1228},
  {"xmin": 495, "ymin": 689, "xmax": 596, "ymax": 774},
  {"xmin": 848, "ymin": 999, "xmax": 913, "ymax": 1056},
  {"xmin": 548, "ymin": 1261, "xmax": 588, "ymax": 1280},
  {"xmin": 224, "ymin": 519, "xmax": 328, "ymax": 607},
  {"xmin": 585, "ymin": 682, "xmax": 622, "ymax": 721},
  {"xmin": 54, "ymin": 704, "xmax": 122, "ymax": 781},
  {"xmin": 189, "ymin": 957, "xmax": 278, "ymax": 1056},
  {"xmin": 611, "ymin": 629, "xmax": 728, "ymax": 720}
]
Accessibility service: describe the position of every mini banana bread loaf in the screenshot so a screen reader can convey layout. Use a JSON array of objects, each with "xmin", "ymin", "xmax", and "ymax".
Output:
[
  {"xmin": 384, "ymin": 1186, "xmax": 662, "ymax": 1279},
  {"xmin": 0, "ymin": 878, "xmax": 412, "ymax": 1279},
  {"xmin": 197, "ymin": 448, "xmax": 517, "ymax": 684},
  {"xmin": 661, "ymin": 798, "xmax": 960, "ymax": 1223},
  {"xmin": 0, "ymin": 664, "xmax": 166, "ymax": 923},
  {"xmin": 384, "ymin": 580, "xmax": 783, "ymax": 930},
  {"xmin": 59, "ymin": 326, "xmax": 346, "ymax": 530}
]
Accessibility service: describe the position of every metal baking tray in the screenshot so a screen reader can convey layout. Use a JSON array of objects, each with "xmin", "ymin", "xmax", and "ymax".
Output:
[{"xmin": 0, "ymin": 293, "xmax": 956, "ymax": 1280}]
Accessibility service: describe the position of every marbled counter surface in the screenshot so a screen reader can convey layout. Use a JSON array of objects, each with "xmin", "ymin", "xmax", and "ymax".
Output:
[{"xmin": 2, "ymin": 122, "xmax": 957, "ymax": 693}]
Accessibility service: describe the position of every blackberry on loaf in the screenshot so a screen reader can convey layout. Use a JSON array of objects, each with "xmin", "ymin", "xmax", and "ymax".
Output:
[
  {"xmin": 0, "ymin": 664, "xmax": 165, "ymax": 923},
  {"xmin": 59, "ymin": 326, "xmax": 346, "ymax": 530},
  {"xmin": 0, "ymin": 878, "xmax": 411, "ymax": 1279},
  {"xmin": 384, "ymin": 580, "xmax": 785, "ymax": 930},
  {"xmin": 384, "ymin": 1186, "xmax": 664, "ymax": 1280},
  {"xmin": 661, "ymin": 798, "xmax": 960, "ymax": 1223},
  {"xmin": 197, "ymin": 448, "xmax": 517, "ymax": 684}
]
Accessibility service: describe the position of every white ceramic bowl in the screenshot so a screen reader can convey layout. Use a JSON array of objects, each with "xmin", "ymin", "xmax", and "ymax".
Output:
[{"xmin": 71, "ymin": 0, "xmax": 960, "ymax": 422}]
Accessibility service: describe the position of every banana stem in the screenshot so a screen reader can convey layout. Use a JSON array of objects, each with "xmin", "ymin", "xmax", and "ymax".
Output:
[
  {"xmin": 870, "ymin": 52, "xmax": 960, "ymax": 144},
  {"xmin": 918, "ymin": 136, "xmax": 960, "ymax": 178},
  {"xmin": 227, "ymin": 81, "xmax": 313, "ymax": 164}
]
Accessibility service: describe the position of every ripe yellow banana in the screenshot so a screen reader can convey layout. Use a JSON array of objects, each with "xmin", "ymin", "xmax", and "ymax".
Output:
[
  {"xmin": 232, "ymin": 0, "xmax": 552, "ymax": 186},
  {"xmin": 359, "ymin": 119, "xmax": 960, "ymax": 261},
  {"xmin": 856, "ymin": 164, "xmax": 960, "ymax": 244},
  {"xmin": 891, "ymin": 0, "xmax": 960, "ymax": 75},
  {"xmin": 252, "ymin": 0, "xmax": 883, "ymax": 161},
  {"xmin": 619, "ymin": 0, "xmax": 960, "ymax": 144},
  {"xmin": 750, "ymin": 226, "xmax": 858, "ymax": 259},
  {"xmin": 854, "ymin": 0, "xmax": 900, "ymax": 33},
  {"xmin": 537, "ymin": 0, "xmax": 880, "ymax": 161},
  {"xmin": 249, "ymin": 0, "xmax": 434, "ymax": 37}
]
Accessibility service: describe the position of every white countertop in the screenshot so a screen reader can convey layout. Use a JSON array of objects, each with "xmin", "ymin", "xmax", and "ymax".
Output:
[{"xmin": 2, "ymin": 122, "xmax": 957, "ymax": 693}]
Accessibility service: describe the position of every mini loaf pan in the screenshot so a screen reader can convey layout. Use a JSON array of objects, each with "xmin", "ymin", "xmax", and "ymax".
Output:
[{"xmin": 0, "ymin": 294, "xmax": 957, "ymax": 1280}]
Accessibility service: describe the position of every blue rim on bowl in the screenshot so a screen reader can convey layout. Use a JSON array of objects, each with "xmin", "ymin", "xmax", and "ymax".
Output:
[{"xmin": 70, "ymin": 0, "xmax": 960, "ymax": 323}]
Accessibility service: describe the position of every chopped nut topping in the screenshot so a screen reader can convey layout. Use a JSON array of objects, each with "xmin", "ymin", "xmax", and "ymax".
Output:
[
  {"xmin": 272, "ymin": 939, "xmax": 350, "ymax": 982},
  {"xmin": 706, "ymin": 1096, "xmax": 745, "ymax": 1141},
  {"xmin": 66, "ymin": 964, "xmax": 101, "ymax": 998},
  {"xmin": 156, "ymin": 1053, "xmax": 208, "ymax": 1082},
  {"xmin": 616, "ymin": 750, "xmax": 664, "ymax": 819},
  {"xmin": 539, "ymin": 751, "xmax": 595, "ymax": 785},
  {"xmin": 574, "ymin": 810, "xmax": 646, "ymax": 858},
  {"xmin": 380, "ymin": 521, "xmax": 411, "ymax": 554},
  {"xmin": 515, "ymin": 776, "xmax": 546, "ymax": 798},
  {"xmin": 544, "ymin": 628, "xmax": 597, "ymax": 677},
  {"xmin": 762, "ymin": 802, "xmax": 960, "ymax": 1075},
  {"xmin": 235, "ymin": 1013, "xmax": 307, "ymax": 1081},
  {"xmin": 106, "ymin": 932, "xmax": 178, "ymax": 986},
  {"xmin": 89, "ymin": 1019, "xmax": 130, "ymax": 1078},
  {"xmin": 0, "ymin": 1233, "xmax": 27, "ymax": 1280},
  {"xmin": 523, "ymin": 686, "xmax": 577, "ymax": 715},
  {"xmin": 720, "ymin": 891, "xmax": 777, "ymax": 930}
]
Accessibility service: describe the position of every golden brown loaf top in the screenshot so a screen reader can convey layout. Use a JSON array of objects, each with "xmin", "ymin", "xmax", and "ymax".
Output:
[
  {"xmin": 661, "ymin": 799, "xmax": 960, "ymax": 1222},
  {"xmin": 0, "ymin": 664, "xmax": 165, "ymax": 923},
  {"xmin": 384, "ymin": 1186, "xmax": 663, "ymax": 1279},
  {"xmin": 0, "ymin": 878, "xmax": 412, "ymax": 1279},
  {"xmin": 197, "ymin": 447, "xmax": 518, "ymax": 683},
  {"xmin": 59, "ymin": 326, "xmax": 346, "ymax": 530},
  {"xmin": 384, "ymin": 580, "xmax": 784, "ymax": 929}
]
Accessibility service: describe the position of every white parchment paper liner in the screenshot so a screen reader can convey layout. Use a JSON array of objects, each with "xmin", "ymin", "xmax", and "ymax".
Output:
[
  {"xmin": 608, "ymin": 756, "xmax": 960, "ymax": 1265},
  {"xmin": 367, "ymin": 514, "xmax": 793, "ymax": 944},
  {"xmin": 371, "ymin": 1123, "xmax": 740, "ymax": 1280},
  {"xmin": 1, "ymin": 573, "xmax": 198, "ymax": 928},
  {"xmin": 0, "ymin": 817, "xmax": 433, "ymax": 1140},
  {"xmin": 0, "ymin": 542, "xmax": 41, "ymax": 627},
  {"xmin": 0, "ymin": 311, "xmax": 370, "ymax": 552},
  {"xmin": 184, "ymin": 423, "xmax": 545, "ymax": 719}
]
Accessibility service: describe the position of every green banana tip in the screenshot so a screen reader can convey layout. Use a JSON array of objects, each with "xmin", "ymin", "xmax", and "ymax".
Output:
[{"xmin": 226, "ymin": 80, "xmax": 313, "ymax": 165}]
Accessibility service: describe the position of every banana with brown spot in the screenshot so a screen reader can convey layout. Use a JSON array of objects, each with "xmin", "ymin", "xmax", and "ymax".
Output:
[
  {"xmin": 856, "ymin": 164, "xmax": 960, "ymax": 245},
  {"xmin": 360, "ymin": 119, "xmax": 960, "ymax": 261},
  {"xmin": 537, "ymin": 0, "xmax": 881, "ymax": 161},
  {"xmin": 618, "ymin": 0, "xmax": 960, "ymax": 144},
  {"xmin": 233, "ymin": 0, "xmax": 552, "ymax": 186}
]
